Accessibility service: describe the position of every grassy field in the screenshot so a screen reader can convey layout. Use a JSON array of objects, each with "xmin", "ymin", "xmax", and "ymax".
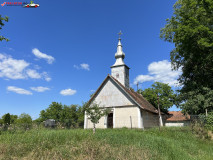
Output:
[{"xmin": 0, "ymin": 127, "xmax": 212, "ymax": 160}]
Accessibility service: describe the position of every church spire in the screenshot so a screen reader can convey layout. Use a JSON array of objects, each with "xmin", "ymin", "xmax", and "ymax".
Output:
[
  {"xmin": 111, "ymin": 31, "xmax": 130, "ymax": 88},
  {"xmin": 113, "ymin": 31, "xmax": 125, "ymax": 66}
]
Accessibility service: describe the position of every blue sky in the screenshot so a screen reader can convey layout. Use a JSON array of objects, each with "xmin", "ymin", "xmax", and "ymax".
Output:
[{"xmin": 0, "ymin": 0, "xmax": 181, "ymax": 119}]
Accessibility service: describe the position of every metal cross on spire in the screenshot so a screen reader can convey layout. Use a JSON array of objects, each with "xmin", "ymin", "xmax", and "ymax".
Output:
[{"xmin": 118, "ymin": 30, "xmax": 123, "ymax": 39}]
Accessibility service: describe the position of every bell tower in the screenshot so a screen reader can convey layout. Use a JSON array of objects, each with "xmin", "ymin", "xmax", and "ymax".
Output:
[{"xmin": 111, "ymin": 31, "xmax": 130, "ymax": 88}]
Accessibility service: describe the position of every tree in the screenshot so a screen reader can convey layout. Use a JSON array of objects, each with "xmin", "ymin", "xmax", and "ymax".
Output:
[
  {"xmin": 38, "ymin": 102, "xmax": 86, "ymax": 128},
  {"xmin": 3, "ymin": 113, "xmax": 11, "ymax": 125},
  {"xmin": 179, "ymin": 87, "xmax": 213, "ymax": 114},
  {"xmin": 160, "ymin": 0, "xmax": 213, "ymax": 114},
  {"xmin": 2, "ymin": 113, "xmax": 18, "ymax": 125},
  {"xmin": 86, "ymin": 103, "xmax": 109, "ymax": 134},
  {"xmin": 76, "ymin": 102, "xmax": 88, "ymax": 128},
  {"xmin": 0, "ymin": 118, "xmax": 3, "ymax": 125},
  {"xmin": 0, "ymin": 15, "xmax": 9, "ymax": 41},
  {"xmin": 17, "ymin": 113, "xmax": 32, "ymax": 130},
  {"xmin": 60, "ymin": 105, "xmax": 79, "ymax": 128},
  {"xmin": 10, "ymin": 115, "xmax": 18, "ymax": 124},
  {"xmin": 39, "ymin": 102, "xmax": 63, "ymax": 121},
  {"xmin": 138, "ymin": 82, "xmax": 176, "ymax": 113}
]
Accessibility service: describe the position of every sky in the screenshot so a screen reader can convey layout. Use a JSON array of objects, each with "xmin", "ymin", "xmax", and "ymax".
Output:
[{"xmin": 0, "ymin": 0, "xmax": 181, "ymax": 119}]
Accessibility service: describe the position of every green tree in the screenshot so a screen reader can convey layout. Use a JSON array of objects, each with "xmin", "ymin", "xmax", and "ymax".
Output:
[
  {"xmin": 0, "ymin": 15, "xmax": 9, "ymax": 41},
  {"xmin": 76, "ymin": 102, "xmax": 88, "ymax": 128},
  {"xmin": 160, "ymin": 0, "xmax": 213, "ymax": 114},
  {"xmin": 40, "ymin": 102, "xmax": 63, "ymax": 121},
  {"xmin": 179, "ymin": 87, "xmax": 213, "ymax": 114},
  {"xmin": 3, "ymin": 113, "xmax": 11, "ymax": 125},
  {"xmin": 38, "ymin": 102, "xmax": 86, "ymax": 128},
  {"xmin": 138, "ymin": 82, "xmax": 176, "ymax": 113},
  {"xmin": 60, "ymin": 105, "xmax": 79, "ymax": 128},
  {"xmin": 86, "ymin": 103, "xmax": 109, "ymax": 134},
  {"xmin": 0, "ymin": 118, "xmax": 3, "ymax": 125},
  {"xmin": 17, "ymin": 113, "xmax": 32, "ymax": 130},
  {"xmin": 10, "ymin": 115, "xmax": 18, "ymax": 124}
]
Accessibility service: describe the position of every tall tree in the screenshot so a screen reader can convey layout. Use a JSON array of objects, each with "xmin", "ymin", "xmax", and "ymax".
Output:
[
  {"xmin": 3, "ymin": 113, "xmax": 11, "ymax": 125},
  {"xmin": 60, "ymin": 105, "xmax": 78, "ymax": 128},
  {"xmin": 0, "ymin": 15, "xmax": 9, "ymax": 41},
  {"xmin": 40, "ymin": 102, "xmax": 63, "ymax": 121},
  {"xmin": 160, "ymin": 0, "xmax": 213, "ymax": 114},
  {"xmin": 138, "ymin": 82, "xmax": 176, "ymax": 113}
]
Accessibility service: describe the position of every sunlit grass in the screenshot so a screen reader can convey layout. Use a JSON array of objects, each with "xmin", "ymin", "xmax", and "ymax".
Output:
[{"xmin": 0, "ymin": 127, "xmax": 212, "ymax": 160}]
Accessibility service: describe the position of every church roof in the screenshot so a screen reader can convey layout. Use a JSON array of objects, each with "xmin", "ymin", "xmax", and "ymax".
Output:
[{"xmin": 87, "ymin": 74, "xmax": 160, "ymax": 114}]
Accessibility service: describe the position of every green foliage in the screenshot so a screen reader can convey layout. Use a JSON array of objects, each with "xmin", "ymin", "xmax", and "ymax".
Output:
[
  {"xmin": 39, "ymin": 102, "xmax": 85, "ymax": 128},
  {"xmin": 160, "ymin": 0, "xmax": 213, "ymax": 114},
  {"xmin": 86, "ymin": 103, "xmax": 109, "ymax": 125},
  {"xmin": 60, "ymin": 105, "xmax": 79, "ymax": 128},
  {"xmin": 1, "ymin": 113, "xmax": 18, "ymax": 125},
  {"xmin": 16, "ymin": 113, "xmax": 32, "ymax": 130},
  {"xmin": 138, "ymin": 82, "xmax": 176, "ymax": 113},
  {"xmin": 179, "ymin": 87, "xmax": 213, "ymax": 114},
  {"xmin": 40, "ymin": 102, "xmax": 63, "ymax": 121},
  {"xmin": 86, "ymin": 103, "xmax": 110, "ymax": 133},
  {"xmin": 0, "ymin": 15, "xmax": 9, "ymax": 41},
  {"xmin": 0, "ymin": 118, "xmax": 3, "ymax": 125},
  {"xmin": 2, "ymin": 113, "xmax": 11, "ymax": 125},
  {"xmin": 205, "ymin": 112, "xmax": 213, "ymax": 131},
  {"xmin": 10, "ymin": 115, "xmax": 18, "ymax": 124},
  {"xmin": 0, "ymin": 128, "xmax": 212, "ymax": 159}
]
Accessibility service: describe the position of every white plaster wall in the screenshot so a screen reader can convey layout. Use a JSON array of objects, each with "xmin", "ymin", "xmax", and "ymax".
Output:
[
  {"xmin": 87, "ymin": 116, "xmax": 106, "ymax": 129},
  {"xmin": 114, "ymin": 106, "xmax": 139, "ymax": 128},
  {"xmin": 92, "ymin": 78, "xmax": 134, "ymax": 107},
  {"xmin": 165, "ymin": 121, "xmax": 190, "ymax": 127},
  {"xmin": 111, "ymin": 65, "xmax": 129, "ymax": 88}
]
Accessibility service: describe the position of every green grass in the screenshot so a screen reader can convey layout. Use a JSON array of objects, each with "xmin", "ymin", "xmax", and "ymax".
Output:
[{"xmin": 0, "ymin": 127, "xmax": 212, "ymax": 160}]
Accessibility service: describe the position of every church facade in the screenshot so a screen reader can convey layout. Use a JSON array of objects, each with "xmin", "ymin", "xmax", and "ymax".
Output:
[{"xmin": 84, "ymin": 35, "xmax": 163, "ymax": 129}]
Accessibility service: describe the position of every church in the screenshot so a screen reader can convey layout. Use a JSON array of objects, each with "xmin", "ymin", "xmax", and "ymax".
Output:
[{"xmin": 84, "ymin": 34, "xmax": 163, "ymax": 129}]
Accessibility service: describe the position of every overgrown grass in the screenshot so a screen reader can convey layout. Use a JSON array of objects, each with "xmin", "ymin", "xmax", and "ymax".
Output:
[{"xmin": 0, "ymin": 127, "xmax": 212, "ymax": 160}]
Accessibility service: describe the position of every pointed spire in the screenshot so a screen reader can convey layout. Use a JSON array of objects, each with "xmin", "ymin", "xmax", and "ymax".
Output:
[{"xmin": 113, "ymin": 31, "xmax": 125, "ymax": 66}]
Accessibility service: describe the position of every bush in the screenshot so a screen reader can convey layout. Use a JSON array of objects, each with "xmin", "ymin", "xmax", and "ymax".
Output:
[{"xmin": 205, "ymin": 112, "xmax": 213, "ymax": 131}]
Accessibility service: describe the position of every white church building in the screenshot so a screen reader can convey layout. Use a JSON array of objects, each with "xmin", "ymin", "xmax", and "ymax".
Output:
[{"xmin": 84, "ymin": 34, "xmax": 163, "ymax": 129}]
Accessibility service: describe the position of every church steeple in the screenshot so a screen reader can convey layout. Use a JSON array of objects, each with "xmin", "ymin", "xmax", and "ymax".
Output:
[
  {"xmin": 111, "ymin": 31, "xmax": 130, "ymax": 88},
  {"xmin": 113, "ymin": 31, "xmax": 125, "ymax": 66}
]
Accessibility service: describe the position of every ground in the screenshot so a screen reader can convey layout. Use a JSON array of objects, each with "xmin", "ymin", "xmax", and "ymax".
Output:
[{"xmin": 0, "ymin": 127, "xmax": 212, "ymax": 160}]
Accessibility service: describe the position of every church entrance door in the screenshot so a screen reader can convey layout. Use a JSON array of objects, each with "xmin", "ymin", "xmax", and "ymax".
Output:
[{"xmin": 107, "ymin": 113, "xmax": 113, "ymax": 128}]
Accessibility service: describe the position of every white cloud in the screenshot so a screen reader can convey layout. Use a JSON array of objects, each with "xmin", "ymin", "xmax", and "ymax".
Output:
[
  {"xmin": 60, "ymin": 88, "xmax": 77, "ymax": 96},
  {"xmin": 26, "ymin": 69, "xmax": 41, "ymax": 79},
  {"xmin": 134, "ymin": 60, "xmax": 182, "ymax": 86},
  {"xmin": 80, "ymin": 63, "xmax": 90, "ymax": 70},
  {"xmin": 0, "ymin": 53, "xmax": 51, "ymax": 81},
  {"xmin": 0, "ymin": 53, "xmax": 29, "ymax": 79},
  {"xmin": 30, "ymin": 86, "xmax": 50, "ymax": 92},
  {"xmin": 32, "ymin": 48, "xmax": 55, "ymax": 64},
  {"xmin": 74, "ymin": 63, "xmax": 90, "ymax": 71},
  {"xmin": 7, "ymin": 86, "xmax": 32, "ymax": 95},
  {"xmin": 42, "ymin": 72, "xmax": 51, "ymax": 81}
]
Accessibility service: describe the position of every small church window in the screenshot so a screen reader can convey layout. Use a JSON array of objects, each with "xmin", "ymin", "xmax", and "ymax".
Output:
[{"xmin": 116, "ymin": 73, "xmax": 119, "ymax": 78}]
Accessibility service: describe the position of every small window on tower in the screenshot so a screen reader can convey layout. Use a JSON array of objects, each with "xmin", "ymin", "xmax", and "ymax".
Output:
[{"xmin": 116, "ymin": 73, "xmax": 119, "ymax": 78}]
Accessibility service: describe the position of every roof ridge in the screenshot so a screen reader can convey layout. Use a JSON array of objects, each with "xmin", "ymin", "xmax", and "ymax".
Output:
[{"xmin": 110, "ymin": 75, "xmax": 160, "ymax": 114}]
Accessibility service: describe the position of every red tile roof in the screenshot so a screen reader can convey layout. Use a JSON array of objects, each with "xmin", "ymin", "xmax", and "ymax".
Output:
[
  {"xmin": 110, "ymin": 75, "xmax": 159, "ymax": 114},
  {"xmin": 167, "ymin": 111, "xmax": 190, "ymax": 121}
]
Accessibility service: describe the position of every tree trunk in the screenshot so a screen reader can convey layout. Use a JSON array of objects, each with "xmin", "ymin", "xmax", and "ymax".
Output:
[{"xmin": 93, "ymin": 123, "xmax": 96, "ymax": 134}]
